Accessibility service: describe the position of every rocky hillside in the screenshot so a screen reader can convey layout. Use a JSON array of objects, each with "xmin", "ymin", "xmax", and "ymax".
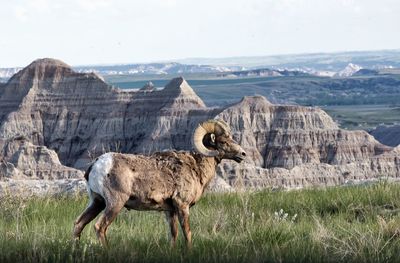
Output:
[{"xmin": 0, "ymin": 58, "xmax": 399, "ymax": 194}]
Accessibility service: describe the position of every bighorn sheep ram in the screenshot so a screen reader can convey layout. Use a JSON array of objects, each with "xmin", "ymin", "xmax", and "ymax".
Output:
[{"xmin": 73, "ymin": 119, "xmax": 246, "ymax": 247}]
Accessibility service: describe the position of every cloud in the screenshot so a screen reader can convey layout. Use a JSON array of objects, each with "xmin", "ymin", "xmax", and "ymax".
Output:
[
  {"xmin": 30, "ymin": 0, "xmax": 51, "ymax": 12},
  {"xmin": 75, "ymin": 0, "xmax": 113, "ymax": 12},
  {"xmin": 158, "ymin": 0, "xmax": 178, "ymax": 7},
  {"xmin": 11, "ymin": 0, "xmax": 113, "ymax": 22},
  {"xmin": 12, "ymin": 0, "xmax": 54, "ymax": 22},
  {"xmin": 14, "ymin": 6, "xmax": 28, "ymax": 22}
]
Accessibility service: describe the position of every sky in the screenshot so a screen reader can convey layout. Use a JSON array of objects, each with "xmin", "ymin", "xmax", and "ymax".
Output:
[{"xmin": 0, "ymin": 0, "xmax": 399, "ymax": 67}]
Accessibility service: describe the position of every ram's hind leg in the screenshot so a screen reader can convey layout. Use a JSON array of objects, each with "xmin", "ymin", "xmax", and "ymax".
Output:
[
  {"xmin": 94, "ymin": 193, "xmax": 129, "ymax": 247},
  {"xmin": 73, "ymin": 194, "xmax": 105, "ymax": 240},
  {"xmin": 165, "ymin": 210, "xmax": 179, "ymax": 247}
]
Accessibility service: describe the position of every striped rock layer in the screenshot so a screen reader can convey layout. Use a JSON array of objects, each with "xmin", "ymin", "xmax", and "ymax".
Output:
[{"xmin": 0, "ymin": 58, "xmax": 398, "ymax": 192}]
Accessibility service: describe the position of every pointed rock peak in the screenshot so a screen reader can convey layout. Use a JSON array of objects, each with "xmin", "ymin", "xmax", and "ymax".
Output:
[
  {"xmin": 89, "ymin": 72, "xmax": 105, "ymax": 82},
  {"xmin": 393, "ymin": 145, "xmax": 400, "ymax": 153},
  {"xmin": 164, "ymin": 76, "xmax": 185, "ymax": 88},
  {"xmin": 140, "ymin": 81, "xmax": 155, "ymax": 91},
  {"xmin": 238, "ymin": 95, "xmax": 272, "ymax": 107},
  {"xmin": 221, "ymin": 95, "xmax": 273, "ymax": 114},
  {"xmin": 8, "ymin": 58, "xmax": 74, "ymax": 84},
  {"xmin": 162, "ymin": 77, "xmax": 206, "ymax": 108},
  {"xmin": 164, "ymin": 77, "xmax": 194, "ymax": 94},
  {"xmin": 26, "ymin": 58, "xmax": 72, "ymax": 70}
]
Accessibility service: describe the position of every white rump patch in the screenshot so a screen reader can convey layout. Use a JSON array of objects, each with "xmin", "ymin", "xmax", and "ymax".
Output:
[{"xmin": 88, "ymin": 152, "xmax": 114, "ymax": 198}]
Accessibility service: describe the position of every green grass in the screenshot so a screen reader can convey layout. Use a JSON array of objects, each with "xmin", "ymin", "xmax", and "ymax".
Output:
[
  {"xmin": 323, "ymin": 105, "xmax": 400, "ymax": 130},
  {"xmin": 2, "ymin": 182, "xmax": 400, "ymax": 262}
]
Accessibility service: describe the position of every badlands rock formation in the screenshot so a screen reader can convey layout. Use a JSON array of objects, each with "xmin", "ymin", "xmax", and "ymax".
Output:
[
  {"xmin": 216, "ymin": 96, "xmax": 398, "ymax": 189},
  {"xmin": 0, "ymin": 58, "xmax": 399, "ymax": 195}
]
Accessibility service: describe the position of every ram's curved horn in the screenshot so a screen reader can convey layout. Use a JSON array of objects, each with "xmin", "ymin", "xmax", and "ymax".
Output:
[
  {"xmin": 192, "ymin": 120, "xmax": 220, "ymax": 157},
  {"xmin": 215, "ymin": 119, "xmax": 231, "ymax": 135}
]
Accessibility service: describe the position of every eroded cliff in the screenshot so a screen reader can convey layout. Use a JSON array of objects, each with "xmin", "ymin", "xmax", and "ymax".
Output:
[{"xmin": 0, "ymin": 58, "xmax": 399, "ymax": 194}]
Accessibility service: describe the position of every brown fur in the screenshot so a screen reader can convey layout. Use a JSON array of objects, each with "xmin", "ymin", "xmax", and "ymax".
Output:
[{"xmin": 73, "ymin": 132, "xmax": 246, "ymax": 248}]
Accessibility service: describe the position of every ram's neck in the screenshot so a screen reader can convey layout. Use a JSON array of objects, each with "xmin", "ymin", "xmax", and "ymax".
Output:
[{"xmin": 194, "ymin": 155, "xmax": 219, "ymax": 188}]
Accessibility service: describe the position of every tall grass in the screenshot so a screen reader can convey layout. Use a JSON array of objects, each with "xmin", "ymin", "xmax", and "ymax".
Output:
[{"xmin": 1, "ymin": 181, "xmax": 400, "ymax": 262}]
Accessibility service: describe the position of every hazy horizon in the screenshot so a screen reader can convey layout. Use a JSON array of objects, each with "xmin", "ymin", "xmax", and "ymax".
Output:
[
  {"xmin": 1, "ymin": 0, "xmax": 399, "ymax": 67},
  {"xmin": 0, "ymin": 48, "xmax": 396, "ymax": 69}
]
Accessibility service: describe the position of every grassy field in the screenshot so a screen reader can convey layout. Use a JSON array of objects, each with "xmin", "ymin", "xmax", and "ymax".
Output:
[
  {"xmin": 2, "ymin": 182, "xmax": 400, "ymax": 263},
  {"xmin": 323, "ymin": 105, "xmax": 400, "ymax": 130}
]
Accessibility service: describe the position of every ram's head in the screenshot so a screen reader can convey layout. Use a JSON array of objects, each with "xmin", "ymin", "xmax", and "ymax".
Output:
[{"xmin": 192, "ymin": 119, "xmax": 246, "ymax": 163}]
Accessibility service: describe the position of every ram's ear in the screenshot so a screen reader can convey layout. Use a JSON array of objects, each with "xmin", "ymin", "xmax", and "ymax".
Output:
[{"xmin": 210, "ymin": 133, "xmax": 216, "ymax": 146}]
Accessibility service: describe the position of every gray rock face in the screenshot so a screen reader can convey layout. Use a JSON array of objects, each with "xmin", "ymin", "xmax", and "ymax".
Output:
[
  {"xmin": 214, "ymin": 96, "xmax": 398, "ymax": 189},
  {"xmin": 0, "ymin": 178, "xmax": 86, "ymax": 197},
  {"xmin": 0, "ymin": 161, "xmax": 22, "ymax": 179},
  {"xmin": 0, "ymin": 60, "xmax": 216, "ymax": 170},
  {"xmin": 217, "ymin": 149, "xmax": 400, "ymax": 190},
  {"xmin": 0, "ymin": 58, "xmax": 399, "ymax": 195},
  {"xmin": 217, "ymin": 96, "xmax": 391, "ymax": 169},
  {"xmin": 0, "ymin": 137, "xmax": 82, "ymax": 180}
]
